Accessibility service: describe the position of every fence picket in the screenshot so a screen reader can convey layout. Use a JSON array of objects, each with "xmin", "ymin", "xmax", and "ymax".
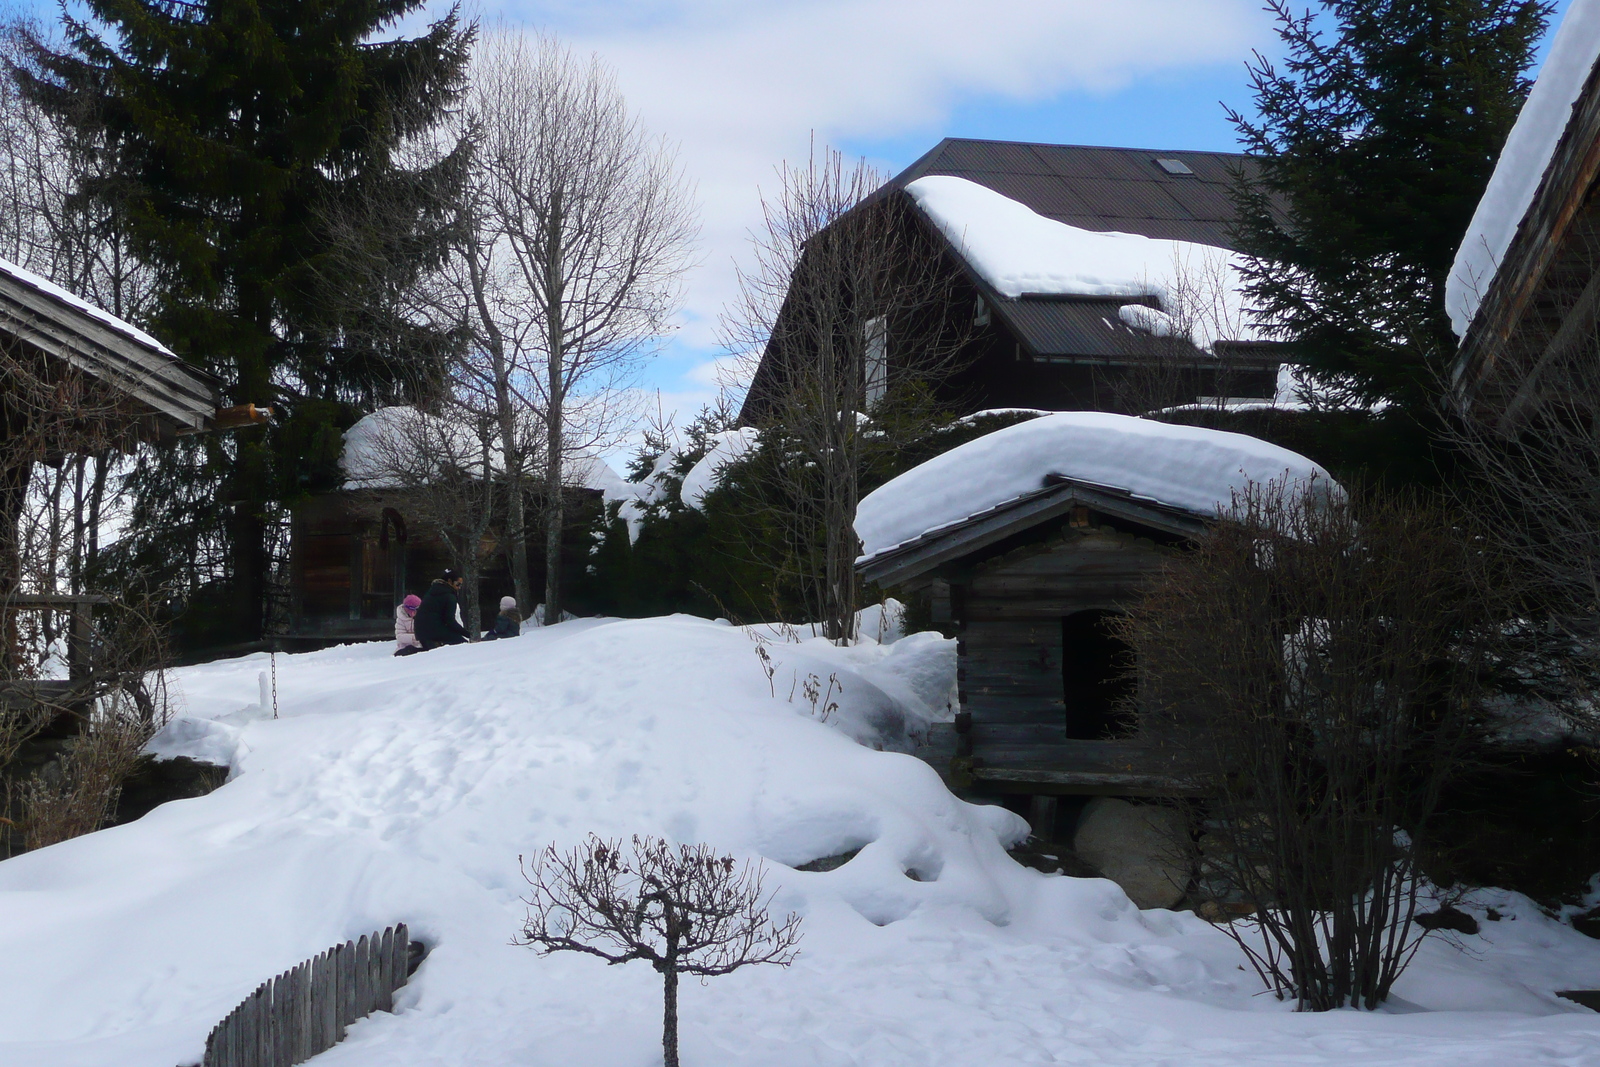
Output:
[
  {"xmin": 377, "ymin": 927, "xmax": 393, "ymax": 1012},
  {"xmin": 394, "ymin": 923, "xmax": 410, "ymax": 990}
]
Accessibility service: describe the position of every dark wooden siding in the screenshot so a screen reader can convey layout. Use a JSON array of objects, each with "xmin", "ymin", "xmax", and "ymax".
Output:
[{"xmin": 955, "ymin": 524, "xmax": 1173, "ymax": 789}]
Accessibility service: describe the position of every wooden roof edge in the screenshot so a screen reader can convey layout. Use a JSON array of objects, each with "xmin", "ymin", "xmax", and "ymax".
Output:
[
  {"xmin": 0, "ymin": 272, "xmax": 225, "ymax": 429},
  {"xmin": 857, "ymin": 478, "xmax": 1206, "ymax": 587},
  {"xmin": 1454, "ymin": 51, "xmax": 1600, "ymax": 412}
]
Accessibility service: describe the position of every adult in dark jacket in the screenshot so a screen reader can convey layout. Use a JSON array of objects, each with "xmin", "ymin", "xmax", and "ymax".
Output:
[{"xmin": 415, "ymin": 570, "xmax": 470, "ymax": 649}]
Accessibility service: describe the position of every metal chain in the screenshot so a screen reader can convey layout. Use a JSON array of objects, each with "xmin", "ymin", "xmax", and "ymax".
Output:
[{"xmin": 270, "ymin": 648, "xmax": 279, "ymax": 719}]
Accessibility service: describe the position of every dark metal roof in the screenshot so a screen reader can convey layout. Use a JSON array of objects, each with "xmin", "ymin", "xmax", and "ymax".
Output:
[
  {"xmin": 891, "ymin": 138, "xmax": 1271, "ymax": 248},
  {"xmin": 998, "ymin": 296, "xmax": 1163, "ymax": 360},
  {"xmin": 886, "ymin": 139, "xmax": 1283, "ymax": 367}
]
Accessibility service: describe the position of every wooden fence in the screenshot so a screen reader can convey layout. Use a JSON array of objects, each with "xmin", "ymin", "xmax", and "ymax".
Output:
[{"xmin": 198, "ymin": 924, "xmax": 415, "ymax": 1067}]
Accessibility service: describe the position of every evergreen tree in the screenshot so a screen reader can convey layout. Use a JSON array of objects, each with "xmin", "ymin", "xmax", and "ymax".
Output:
[
  {"xmin": 1231, "ymin": 0, "xmax": 1549, "ymax": 413},
  {"xmin": 13, "ymin": 0, "xmax": 471, "ymax": 643}
]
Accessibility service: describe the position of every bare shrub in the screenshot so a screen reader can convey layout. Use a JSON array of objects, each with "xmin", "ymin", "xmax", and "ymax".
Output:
[
  {"xmin": 518, "ymin": 834, "xmax": 802, "ymax": 1067},
  {"xmin": 1118, "ymin": 483, "xmax": 1501, "ymax": 1009}
]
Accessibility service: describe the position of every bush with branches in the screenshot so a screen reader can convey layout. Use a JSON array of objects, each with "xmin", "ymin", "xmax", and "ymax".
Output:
[
  {"xmin": 1118, "ymin": 482, "xmax": 1503, "ymax": 1010},
  {"xmin": 518, "ymin": 834, "xmax": 802, "ymax": 1067}
]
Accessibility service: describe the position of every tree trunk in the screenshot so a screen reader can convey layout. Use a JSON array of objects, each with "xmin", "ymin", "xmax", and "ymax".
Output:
[
  {"xmin": 661, "ymin": 964, "xmax": 679, "ymax": 1067},
  {"xmin": 468, "ymin": 226, "xmax": 532, "ymax": 616},
  {"xmin": 542, "ymin": 187, "xmax": 565, "ymax": 626}
]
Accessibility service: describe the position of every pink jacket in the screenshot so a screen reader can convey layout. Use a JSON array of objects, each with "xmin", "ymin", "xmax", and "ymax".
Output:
[{"xmin": 395, "ymin": 604, "xmax": 421, "ymax": 649}]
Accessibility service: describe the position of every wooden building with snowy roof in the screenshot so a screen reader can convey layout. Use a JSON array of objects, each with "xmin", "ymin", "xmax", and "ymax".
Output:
[
  {"xmin": 740, "ymin": 139, "xmax": 1287, "ymax": 424},
  {"xmin": 1449, "ymin": 10, "xmax": 1600, "ymax": 420},
  {"xmin": 854, "ymin": 412, "xmax": 1333, "ymax": 809}
]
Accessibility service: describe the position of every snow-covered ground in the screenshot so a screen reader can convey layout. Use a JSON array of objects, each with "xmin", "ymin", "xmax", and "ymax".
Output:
[{"xmin": 0, "ymin": 616, "xmax": 1598, "ymax": 1066}]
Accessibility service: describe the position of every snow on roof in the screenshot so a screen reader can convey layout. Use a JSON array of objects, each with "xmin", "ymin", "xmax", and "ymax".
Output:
[
  {"xmin": 340, "ymin": 406, "xmax": 625, "ymax": 492},
  {"xmin": 0, "ymin": 255, "xmax": 172, "ymax": 355},
  {"xmin": 1448, "ymin": 0, "xmax": 1600, "ymax": 338},
  {"xmin": 905, "ymin": 175, "xmax": 1261, "ymax": 352},
  {"xmin": 854, "ymin": 411, "xmax": 1335, "ymax": 560},
  {"xmin": 680, "ymin": 427, "xmax": 760, "ymax": 511}
]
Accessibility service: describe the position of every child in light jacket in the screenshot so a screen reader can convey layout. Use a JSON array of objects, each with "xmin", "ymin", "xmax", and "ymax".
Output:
[{"xmin": 394, "ymin": 594, "xmax": 423, "ymax": 656}]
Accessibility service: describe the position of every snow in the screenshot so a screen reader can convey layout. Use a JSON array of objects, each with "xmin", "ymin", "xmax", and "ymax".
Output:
[
  {"xmin": 0, "ymin": 255, "xmax": 173, "ymax": 355},
  {"xmin": 340, "ymin": 406, "xmax": 626, "ymax": 493},
  {"xmin": 906, "ymin": 176, "xmax": 1260, "ymax": 352},
  {"xmin": 1448, "ymin": 0, "xmax": 1600, "ymax": 337},
  {"xmin": 855, "ymin": 411, "xmax": 1335, "ymax": 560},
  {"xmin": 1118, "ymin": 302, "xmax": 1177, "ymax": 337},
  {"xmin": 680, "ymin": 427, "xmax": 760, "ymax": 511},
  {"xmin": 0, "ymin": 616, "xmax": 1597, "ymax": 1065}
]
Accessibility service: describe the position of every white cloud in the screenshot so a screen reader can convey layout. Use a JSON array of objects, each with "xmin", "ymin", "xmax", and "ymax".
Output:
[{"xmin": 457, "ymin": 0, "xmax": 1269, "ymax": 402}]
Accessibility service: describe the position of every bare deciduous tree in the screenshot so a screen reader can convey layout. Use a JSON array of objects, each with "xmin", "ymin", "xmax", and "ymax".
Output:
[
  {"xmin": 464, "ymin": 31, "xmax": 696, "ymax": 623},
  {"xmin": 723, "ymin": 147, "xmax": 973, "ymax": 642},
  {"xmin": 1118, "ymin": 482, "xmax": 1500, "ymax": 1010},
  {"xmin": 518, "ymin": 834, "xmax": 802, "ymax": 1067}
]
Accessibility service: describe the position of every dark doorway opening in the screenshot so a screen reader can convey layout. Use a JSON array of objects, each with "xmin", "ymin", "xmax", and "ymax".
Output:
[{"xmin": 1062, "ymin": 610, "xmax": 1135, "ymax": 739}]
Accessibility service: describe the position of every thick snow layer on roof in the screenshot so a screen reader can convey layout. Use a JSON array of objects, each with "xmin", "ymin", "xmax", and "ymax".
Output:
[
  {"xmin": 1448, "ymin": 0, "xmax": 1600, "ymax": 337},
  {"xmin": 855, "ymin": 411, "xmax": 1334, "ymax": 560},
  {"xmin": 680, "ymin": 427, "xmax": 760, "ymax": 511},
  {"xmin": 0, "ymin": 617, "xmax": 1596, "ymax": 1065},
  {"xmin": 0, "ymin": 255, "xmax": 172, "ymax": 355},
  {"xmin": 340, "ymin": 406, "xmax": 625, "ymax": 492},
  {"xmin": 906, "ymin": 176, "xmax": 1260, "ymax": 352}
]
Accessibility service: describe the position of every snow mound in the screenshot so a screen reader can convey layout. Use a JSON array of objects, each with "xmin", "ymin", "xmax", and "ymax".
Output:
[
  {"xmin": 680, "ymin": 427, "xmax": 760, "ymax": 511},
  {"xmin": 855, "ymin": 412, "xmax": 1335, "ymax": 560},
  {"xmin": 906, "ymin": 176, "xmax": 1261, "ymax": 352},
  {"xmin": 1448, "ymin": 0, "xmax": 1600, "ymax": 337},
  {"xmin": 0, "ymin": 255, "xmax": 172, "ymax": 355},
  {"xmin": 0, "ymin": 617, "xmax": 1597, "ymax": 1066}
]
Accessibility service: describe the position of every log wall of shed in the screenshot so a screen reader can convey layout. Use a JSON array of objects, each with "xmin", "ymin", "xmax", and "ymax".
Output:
[{"xmin": 954, "ymin": 524, "xmax": 1170, "ymax": 786}]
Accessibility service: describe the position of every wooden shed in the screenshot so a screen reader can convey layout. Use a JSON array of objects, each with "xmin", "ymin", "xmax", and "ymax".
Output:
[
  {"xmin": 854, "ymin": 411, "xmax": 1334, "ymax": 832},
  {"xmin": 861, "ymin": 477, "xmax": 1203, "ymax": 806}
]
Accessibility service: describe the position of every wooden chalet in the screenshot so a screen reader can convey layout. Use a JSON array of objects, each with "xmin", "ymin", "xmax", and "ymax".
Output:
[
  {"xmin": 741, "ymin": 139, "xmax": 1286, "ymax": 424},
  {"xmin": 287, "ymin": 413, "xmax": 618, "ymax": 642},
  {"xmin": 1453, "ymin": 40, "xmax": 1600, "ymax": 421}
]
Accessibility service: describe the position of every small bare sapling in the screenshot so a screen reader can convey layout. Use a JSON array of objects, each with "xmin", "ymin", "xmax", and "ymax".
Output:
[{"xmin": 518, "ymin": 834, "xmax": 802, "ymax": 1067}]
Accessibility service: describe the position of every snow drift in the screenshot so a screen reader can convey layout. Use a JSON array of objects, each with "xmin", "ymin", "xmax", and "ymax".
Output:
[{"xmin": 855, "ymin": 411, "xmax": 1335, "ymax": 560}]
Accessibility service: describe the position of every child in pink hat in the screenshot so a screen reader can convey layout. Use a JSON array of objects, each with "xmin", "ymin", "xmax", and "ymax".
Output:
[{"xmin": 394, "ymin": 594, "xmax": 423, "ymax": 656}]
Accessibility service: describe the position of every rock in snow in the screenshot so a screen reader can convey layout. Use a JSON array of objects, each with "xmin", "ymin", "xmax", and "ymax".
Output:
[
  {"xmin": 854, "ymin": 411, "xmax": 1335, "ymax": 561},
  {"xmin": 0, "ymin": 618, "xmax": 1595, "ymax": 1066}
]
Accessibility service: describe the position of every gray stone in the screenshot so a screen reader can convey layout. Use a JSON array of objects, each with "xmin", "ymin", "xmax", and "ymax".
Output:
[{"xmin": 1073, "ymin": 798, "xmax": 1190, "ymax": 909}]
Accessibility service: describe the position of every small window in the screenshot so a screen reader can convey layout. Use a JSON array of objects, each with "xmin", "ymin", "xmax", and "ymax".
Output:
[
  {"xmin": 973, "ymin": 296, "xmax": 991, "ymax": 327},
  {"xmin": 863, "ymin": 316, "xmax": 887, "ymax": 407},
  {"xmin": 1154, "ymin": 157, "xmax": 1195, "ymax": 176}
]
